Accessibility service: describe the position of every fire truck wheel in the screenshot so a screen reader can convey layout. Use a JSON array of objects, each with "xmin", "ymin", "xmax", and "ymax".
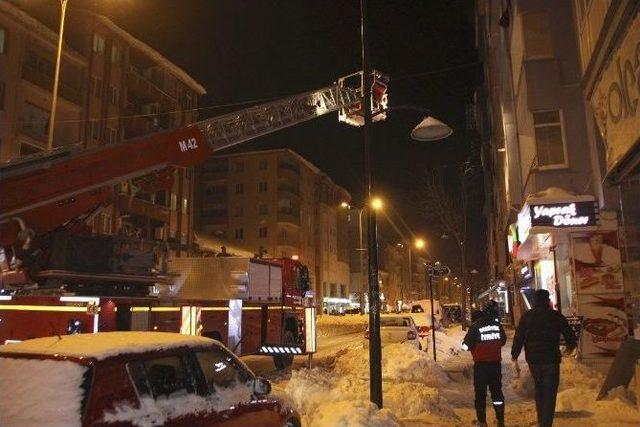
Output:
[{"xmin": 273, "ymin": 330, "xmax": 295, "ymax": 370}]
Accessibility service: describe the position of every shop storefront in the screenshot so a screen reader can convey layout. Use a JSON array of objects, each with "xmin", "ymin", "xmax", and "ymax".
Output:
[
  {"xmin": 590, "ymin": 7, "xmax": 640, "ymax": 338},
  {"xmin": 512, "ymin": 188, "xmax": 629, "ymax": 368}
]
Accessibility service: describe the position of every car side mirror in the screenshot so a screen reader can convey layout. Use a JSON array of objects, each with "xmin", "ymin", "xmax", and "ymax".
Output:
[{"xmin": 253, "ymin": 377, "xmax": 271, "ymax": 396}]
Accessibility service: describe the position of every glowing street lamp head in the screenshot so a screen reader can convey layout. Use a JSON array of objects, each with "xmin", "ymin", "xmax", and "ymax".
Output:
[
  {"xmin": 370, "ymin": 197, "xmax": 384, "ymax": 211},
  {"xmin": 414, "ymin": 238, "xmax": 426, "ymax": 250},
  {"xmin": 340, "ymin": 202, "xmax": 350, "ymax": 209}
]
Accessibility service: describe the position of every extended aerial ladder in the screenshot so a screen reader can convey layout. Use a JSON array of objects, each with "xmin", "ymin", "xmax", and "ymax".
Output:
[{"xmin": 0, "ymin": 72, "xmax": 389, "ymax": 284}]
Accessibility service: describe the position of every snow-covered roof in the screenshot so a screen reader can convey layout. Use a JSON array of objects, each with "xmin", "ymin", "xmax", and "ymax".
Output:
[
  {"xmin": 96, "ymin": 16, "xmax": 206, "ymax": 95},
  {"xmin": 525, "ymin": 187, "xmax": 595, "ymax": 204},
  {"xmin": 0, "ymin": 332, "xmax": 215, "ymax": 361}
]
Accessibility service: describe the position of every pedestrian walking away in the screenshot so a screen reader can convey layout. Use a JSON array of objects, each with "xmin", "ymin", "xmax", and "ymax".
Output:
[
  {"xmin": 511, "ymin": 289, "xmax": 577, "ymax": 427},
  {"xmin": 462, "ymin": 302, "xmax": 507, "ymax": 427}
]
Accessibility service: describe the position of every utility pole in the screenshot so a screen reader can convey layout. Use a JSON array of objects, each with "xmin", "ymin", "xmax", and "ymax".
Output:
[{"xmin": 361, "ymin": 0, "xmax": 382, "ymax": 409}]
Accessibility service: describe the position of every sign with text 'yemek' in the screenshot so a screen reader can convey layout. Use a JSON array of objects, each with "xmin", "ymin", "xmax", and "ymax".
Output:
[{"xmin": 518, "ymin": 201, "xmax": 599, "ymax": 242}]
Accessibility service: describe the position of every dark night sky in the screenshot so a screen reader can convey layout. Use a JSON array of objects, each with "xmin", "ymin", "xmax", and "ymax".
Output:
[{"xmin": 24, "ymin": 0, "xmax": 483, "ymax": 269}]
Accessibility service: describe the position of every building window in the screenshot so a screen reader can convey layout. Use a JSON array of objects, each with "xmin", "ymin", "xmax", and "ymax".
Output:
[
  {"xmin": 259, "ymin": 204, "xmax": 268, "ymax": 215},
  {"xmin": 171, "ymin": 193, "xmax": 177, "ymax": 210},
  {"xmin": 533, "ymin": 110, "xmax": 567, "ymax": 168},
  {"xmin": 0, "ymin": 81, "xmax": 5, "ymax": 110},
  {"xmin": 0, "ymin": 27, "xmax": 6, "ymax": 55},
  {"xmin": 20, "ymin": 102, "xmax": 49, "ymax": 141},
  {"xmin": 111, "ymin": 45, "xmax": 120, "ymax": 63},
  {"xmin": 90, "ymin": 120, "xmax": 101, "ymax": 140},
  {"xmin": 259, "ymin": 160, "xmax": 268, "ymax": 170},
  {"xmin": 107, "ymin": 127, "xmax": 117, "ymax": 144},
  {"xmin": 234, "ymin": 206, "xmax": 243, "ymax": 217},
  {"xmin": 92, "ymin": 33, "xmax": 105, "ymax": 54},
  {"xmin": 20, "ymin": 143, "xmax": 43, "ymax": 157},
  {"xmin": 259, "ymin": 227, "xmax": 268, "ymax": 238},
  {"xmin": 234, "ymin": 228, "xmax": 244, "ymax": 240},
  {"xmin": 91, "ymin": 76, "xmax": 103, "ymax": 98},
  {"xmin": 182, "ymin": 198, "xmax": 188, "ymax": 214},
  {"xmin": 522, "ymin": 12, "xmax": 554, "ymax": 59},
  {"xmin": 258, "ymin": 182, "xmax": 268, "ymax": 193},
  {"xmin": 235, "ymin": 183, "xmax": 244, "ymax": 194},
  {"xmin": 235, "ymin": 161, "xmax": 244, "ymax": 172},
  {"xmin": 109, "ymin": 86, "xmax": 119, "ymax": 105}
]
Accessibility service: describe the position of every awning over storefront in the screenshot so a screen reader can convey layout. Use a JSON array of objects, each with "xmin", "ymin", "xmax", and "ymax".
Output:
[{"xmin": 515, "ymin": 187, "xmax": 599, "ymax": 260}]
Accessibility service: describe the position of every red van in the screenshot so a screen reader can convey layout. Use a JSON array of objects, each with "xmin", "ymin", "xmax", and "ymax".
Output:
[{"xmin": 0, "ymin": 332, "xmax": 300, "ymax": 426}]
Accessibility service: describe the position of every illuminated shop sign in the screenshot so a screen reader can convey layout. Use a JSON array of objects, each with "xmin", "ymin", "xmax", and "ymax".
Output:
[
  {"xmin": 530, "ymin": 202, "xmax": 598, "ymax": 228},
  {"xmin": 518, "ymin": 201, "xmax": 598, "ymax": 239}
]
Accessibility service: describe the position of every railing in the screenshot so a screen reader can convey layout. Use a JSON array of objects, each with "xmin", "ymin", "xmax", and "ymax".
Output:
[
  {"xmin": 277, "ymin": 184, "xmax": 300, "ymax": 196},
  {"xmin": 21, "ymin": 63, "xmax": 83, "ymax": 105},
  {"xmin": 126, "ymin": 67, "xmax": 176, "ymax": 102},
  {"xmin": 278, "ymin": 161, "xmax": 301, "ymax": 175},
  {"xmin": 17, "ymin": 123, "xmax": 47, "ymax": 143},
  {"xmin": 117, "ymin": 194, "xmax": 170, "ymax": 223},
  {"xmin": 277, "ymin": 208, "xmax": 301, "ymax": 225}
]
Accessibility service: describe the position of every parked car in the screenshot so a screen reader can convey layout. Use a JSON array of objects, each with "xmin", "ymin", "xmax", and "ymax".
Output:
[
  {"xmin": 363, "ymin": 315, "xmax": 423, "ymax": 350},
  {"xmin": 407, "ymin": 299, "xmax": 443, "ymax": 343},
  {"xmin": 0, "ymin": 332, "xmax": 300, "ymax": 427}
]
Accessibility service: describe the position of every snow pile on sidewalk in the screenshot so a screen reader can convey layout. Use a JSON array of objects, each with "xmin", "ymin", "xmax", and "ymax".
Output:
[
  {"xmin": 283, "ymin": 343, "xmax": 460, "ymax": 426},
  {"xmin": 509, "ymin": 356, "xmax": 639, "ymax": 424},
  {"xmin": 556, "ymin": 358, "xmax": 639, "ymax": 424}
]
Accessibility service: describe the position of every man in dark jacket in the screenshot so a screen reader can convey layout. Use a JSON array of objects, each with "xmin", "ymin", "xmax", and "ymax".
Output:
[
  {"xmin": 463, "ymin": 305, "xmax": 508, "ymax": 427},
  {"xmin": 511, "ymin": 289, "xmax": 577, "ymax": 427}
]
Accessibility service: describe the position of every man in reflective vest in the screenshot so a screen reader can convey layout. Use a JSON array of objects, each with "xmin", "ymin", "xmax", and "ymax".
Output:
[{"xmin": 462, "ymin": 303, "xmax": 507, "ymax": 427}]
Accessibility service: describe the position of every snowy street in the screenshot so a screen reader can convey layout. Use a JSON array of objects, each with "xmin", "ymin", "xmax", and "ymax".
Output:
[{"xmin": 245, "ymin": 316, "xmax": 640, "ymax": 427}]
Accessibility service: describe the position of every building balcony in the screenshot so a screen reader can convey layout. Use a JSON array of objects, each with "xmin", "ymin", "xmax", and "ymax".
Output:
[
  {"xmin": 200, "ymin": 210, "xmax": 228, "ymax": 225},
  {"xmin": 17, "ymin": 123, "xmax": 47, "ymax": 144},
  {"xmin": 117, "ymin": 194, "xmax": 171, "ymax": 223},
  {"xmin": 277, "ymin": 235, "xmax": 300, "ymax": 246},
  {"xmin": 21, "ymin": 63, "xmax": 83, "ymax": 105},
  {"xmin": 202, "ymin": 193, "xmax": 228, "ymax": 204},
  {"xmin": 122, "ymin": 114, "xmax": 168, "ymax": 139},
  {"xmin": 277, "ymin": 208, "xmax": 301, "ymax": 226},
  {"xmin": 126, "ymin": 67, "xmax": 175, "ymax": 104},
  {"xmin": 278, "ymin": 161, "xmax": 301, "ymax": 176},
  {"xmin": 200, "ymin": 170, "xmax": 229, "ymax": 181},
  {"xmin": 277, "ymin": 184, "xmax": 300, "ymax": 197}
]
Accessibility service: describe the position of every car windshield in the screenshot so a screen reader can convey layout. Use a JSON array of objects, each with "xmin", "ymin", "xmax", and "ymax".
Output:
[
  {"xmin": 411, "ymin": 305, "xmax": 424, "ymax": 313},
  {"xmin": 381, "ymin": 317, "xmax": 410, "ymax": 327}
]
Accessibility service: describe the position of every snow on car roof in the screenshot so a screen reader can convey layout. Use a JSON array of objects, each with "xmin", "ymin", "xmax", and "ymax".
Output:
[{"xmin": 0, "ymin": 332, "xmax": 215, "ymax": 361}]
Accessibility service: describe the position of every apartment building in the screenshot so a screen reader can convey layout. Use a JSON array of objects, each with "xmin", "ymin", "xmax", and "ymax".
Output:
[
  {"xmin": 572, "ymin": 0, "xmax": 640, "ymax": 336},
  {"xmin": 195, "ymin": 149, "xmax": 351, "ymax": 306},
  {"xmin": 0, "ymin": 2, "xmax": 205, "ymax": 254},
  {"xmin": 476, "ymin": 0, "xmax": 631, "ymax": 370}
]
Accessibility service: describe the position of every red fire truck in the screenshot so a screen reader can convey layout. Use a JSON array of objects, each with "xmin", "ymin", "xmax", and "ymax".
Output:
[{"xmin": 0, "ymin": 72, "xmax": 388, "ymax": 368}]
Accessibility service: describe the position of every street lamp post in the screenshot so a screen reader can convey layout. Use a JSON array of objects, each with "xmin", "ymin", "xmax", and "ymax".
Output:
[
  {"xmin": 341, "ymin": 202, "xmax": 379, "ymax": 315},
  {"xmin": 47, "ymin": 0, "xmax": 70, "ymax": 152},
  {"xmin": 427, "ymin": 267, "xmax": 438, "ymax": 361},
  {"xmin": 360, "ymin": 0, "xmax": 452, "ymax": 409}
]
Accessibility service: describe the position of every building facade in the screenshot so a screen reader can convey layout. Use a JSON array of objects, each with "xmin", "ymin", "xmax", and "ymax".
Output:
[
  {"xmin": 476, "ymin": 0, "xmax": 631, "ymax": 370},
  {"xmin": 0, "ymin": 2, "xmax": 205, "ymax": 255},
  {"xmin": 572, "ymin": 0, "xmax": 640, "ymax": 337},
  {"xmin": 195, "ymin": 149, "xmax": 351, "ymax": 308}
]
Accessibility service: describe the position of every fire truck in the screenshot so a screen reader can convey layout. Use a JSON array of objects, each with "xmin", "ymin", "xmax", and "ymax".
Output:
[{"xmin": 0, "ymin": 72, "xmax": 389, "ymax": 368}]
